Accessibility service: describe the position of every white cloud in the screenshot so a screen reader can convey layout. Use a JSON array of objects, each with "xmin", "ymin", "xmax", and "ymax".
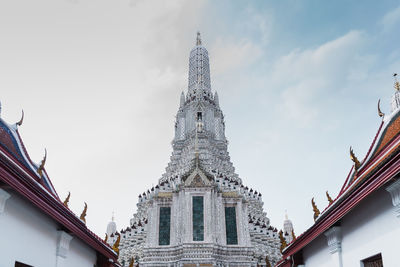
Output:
[
  {"xmin": 210, "ymin": 37, "xmax": 263, "ymax": 75},
  {"xmin": 381, "ymin": 5, "xmax": 400, "ymax": 32},
  {"xmin": 271, "ymin": 31, "xmax": 366, "ymax": 126}
]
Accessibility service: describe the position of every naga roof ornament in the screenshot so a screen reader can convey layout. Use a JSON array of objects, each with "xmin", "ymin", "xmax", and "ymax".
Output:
[
  {"xmin": 378, "ymin": 99, "xmax": 384, "ymax": 118},
  {"xmin": 112, "ymin": 234, "xmax": 121, "ymax": 255},
  {"xmin": 16, "ymin": 110, "xmax": 24, "ymax": 126},
  {"xmin": 311, "ymin": 197, "xmax": 320, "ymax": 221},
  {"xmin": 349, "ymin": 146, "xmax": 361, "ymax": 170},
  {"xmin": 326, "ymin": 191, "xmax": 334, "ymax": 204},
  {"xmin": 80, "ymin": 202, "xmax": 87, "ymax": 223},
  {"xmin": 37, "ymin": 148, "xmax": 47, "ymax": 178},
  {"xmin": 63, "ymin": 192, "xmax": 70, "ymax": 207}
]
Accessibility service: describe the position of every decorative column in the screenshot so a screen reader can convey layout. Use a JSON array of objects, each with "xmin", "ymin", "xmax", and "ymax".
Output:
[
  {"xmin": 385, "ymin": 179, "xmax": 400, "ymax": 217},
  {"xmin": 324, "ymin": 226, "xmax": 343, "ymax": 267},
  {"xmin": 0, "ymin": 188, "xmax": 11, "ymax": 214},
  {"xmin": 56, "ymin": 231, "xmax": 73, "ymax": 258}
]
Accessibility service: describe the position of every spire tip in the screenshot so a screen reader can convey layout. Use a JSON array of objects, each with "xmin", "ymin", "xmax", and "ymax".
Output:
[{"xmin": 196, "ymin": 31, "xmax": 202, "ymax": 46}]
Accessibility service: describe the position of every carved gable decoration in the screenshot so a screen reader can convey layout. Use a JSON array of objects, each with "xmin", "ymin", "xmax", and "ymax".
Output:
[{"xmin": 184, "ymin": 167, "xmax": 212, "ymax": 187}]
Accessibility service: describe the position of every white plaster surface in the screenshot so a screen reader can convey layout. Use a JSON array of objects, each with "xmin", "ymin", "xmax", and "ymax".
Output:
[
  {"xmin": 0, "ymin": 190, "xmax": 97, "ymax": 267},
  {"xmin": 302, "ymin": 187, "xmax": 399, "ymax": 267}
]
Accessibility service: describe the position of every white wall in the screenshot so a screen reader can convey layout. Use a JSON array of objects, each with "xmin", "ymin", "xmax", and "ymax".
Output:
[
  {"xmin": 0, "ymin": 189, "xmax": 97, "ymax": 267},
  {"xmin": 302, "ymin": 187, "xmax": 400, "ymax": 267}
]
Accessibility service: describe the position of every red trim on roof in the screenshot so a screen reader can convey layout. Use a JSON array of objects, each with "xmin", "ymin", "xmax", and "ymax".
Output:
[
  {"xmin": 0, "ymin": 152, "xmax": 118, "ymax": 263},
  {"xmin": 282, "ymin": 148, "xmax": 400, "ymax": 259}
]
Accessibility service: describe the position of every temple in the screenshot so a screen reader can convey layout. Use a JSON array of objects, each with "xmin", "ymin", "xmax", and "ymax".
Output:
[
  {"xmin": 277, "ymin": 76, "xmax": 400, "ymax": 267},
  {"xmin": 105, "ymin": 33, "xmax": 283, "ymax": 267}
]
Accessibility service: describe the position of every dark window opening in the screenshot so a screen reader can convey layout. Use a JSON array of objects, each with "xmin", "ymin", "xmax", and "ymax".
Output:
[
  {"xmin": 225, "ymin": 206, "xmax": 238, "ymax": 245},
  {"xmin": 158, "ymin": 207, "xmax": 171, "ymax": 245},
  {"xmin": 197, "ymin": 112, "xmax": 202, "ymax": 121},
  {"xmin": 193, "ymin": 196, "xmax": 204, "ymax": 241},
  {"xmin": 362, "ymin": 253, "xmax": 383, "ymax": 267}
]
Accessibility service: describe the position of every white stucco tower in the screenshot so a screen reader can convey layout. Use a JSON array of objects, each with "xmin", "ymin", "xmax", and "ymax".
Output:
[{"xmin": 109, "ymin": 33, "xmax": 282, "ymax": 267}]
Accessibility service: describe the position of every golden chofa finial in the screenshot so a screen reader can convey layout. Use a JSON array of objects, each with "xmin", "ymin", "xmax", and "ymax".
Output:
[
  {"xmin": 104, "ymin": 233, "xmax": 108, "ymax": 243},
  {"xmin": 37, "ymin": 149, "xmax": 47, "ymax": 177},
  {"xmin": 112, "ymin": 234, "xmax": 121, "ymax": 255},
  {"xmin": 278, "ymin": 230, "xmax": 287, "ymax": 253},
  {"xmin": 80, "ymin": 202, "xmax": 87, "ymax": 223},
  {"xmin": 63, "ymin": 192, "xmax": 70, "ymax": 207},
  {"xmin": 350, "ymin": 146, "xmax": 361, "ymax": 170},
  {"xmin": 326, "ymin": 191, "xmax": 333, "ymax": 204},
  {"xmin": 378, "ymin": 99, "xmax": 385, "ymax": 118},
  {"xmin": 394, "ymin": 73, "xmax": 400, "ymax": 91},
  {"xmin": 311, "ymin": 197, "xmax": 320, "ymax": 222},
  {"xmin": 16, "ymin": 110, "xmax": 24, "ymax": 126}
]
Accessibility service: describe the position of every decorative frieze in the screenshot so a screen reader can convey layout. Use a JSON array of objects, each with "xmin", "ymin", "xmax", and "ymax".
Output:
[{"xmin": 324, "ymin": 226, "xmax": 342, "ymax": 254}]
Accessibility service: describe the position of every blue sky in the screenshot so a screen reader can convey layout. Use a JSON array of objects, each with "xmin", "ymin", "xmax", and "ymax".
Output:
[{"xmin": 1, "ymin": 0, "xmax": 400, "ymax": 236}]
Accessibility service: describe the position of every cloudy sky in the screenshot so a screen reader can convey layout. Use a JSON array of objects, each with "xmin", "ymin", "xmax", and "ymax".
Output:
[{"xmin": 1, "ymin": 0, "xmax": 400, "ymax": 237}]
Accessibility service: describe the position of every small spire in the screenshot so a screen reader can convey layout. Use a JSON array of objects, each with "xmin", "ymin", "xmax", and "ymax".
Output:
[
  {"xmin": 214, "ymin": 91, "xmax": 220, "ymax": 107},
  {"xmin": 394, "ymin": 73, "xmax": 400, "ymax": 91},
  {"xmin": 180, "ymin": 92, "xmax": 185, "ymax": 108},
  {"xmin": 196, "ymin": 31, "xmax": 202, "ymax": 46},
  {"xmin": 112, "ymin": 211, "xmax": 115, "ymax": 222},
  {"xmin": 285, "ymin": 210, "xmax": 288, "ymax": 220}
]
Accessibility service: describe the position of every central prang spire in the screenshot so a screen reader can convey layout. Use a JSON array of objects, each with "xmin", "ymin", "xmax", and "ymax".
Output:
[{"xmin": 188, "ymin": 32, "xmax": 211, "ymax": 96}]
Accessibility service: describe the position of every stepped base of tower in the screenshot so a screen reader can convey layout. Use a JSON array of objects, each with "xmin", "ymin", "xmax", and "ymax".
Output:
[{"xmin": 141, "ymin": 243, "xmax": 255, "ymax": 267}]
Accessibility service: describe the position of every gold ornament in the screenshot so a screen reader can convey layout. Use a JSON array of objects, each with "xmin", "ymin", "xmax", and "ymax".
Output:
[
  {"xmin": 37, "ymin": 149, "xmax": 47, "ymax": 177},
  {"xmin": 80, "ymin": 202, "xmax": 87, "ymax": 223},
  {"xmin": 350, "ymin": 146, "xmax": 361, "ymax": 170},
  {"xmin": 326, "ymin": 191, "xmax": 333, "ymax": 204},
  {"xmin": 63, "ymin": 192, "xmax": 70, "ymax": 207},
  {"xmin": 112, "ymin": 234, "xmax": 121, "ymax": 255},
  {"xmin": 104, "ymin": 233, "xmax": 108, "ymax": 243},
  {"xmin": 279, "ymin": 230, "xmax": 287, "ymax": 253},
  {"xmin": 291, "ymin": 228, "xmax": 296, "ymax": 240},
  {"xmin": 129, "ymin": 257, "xmax": 134, "ymax": 267},
  {"xmin": 312, "ymin": 197, "xmax": 320, "ymax": 221}
]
